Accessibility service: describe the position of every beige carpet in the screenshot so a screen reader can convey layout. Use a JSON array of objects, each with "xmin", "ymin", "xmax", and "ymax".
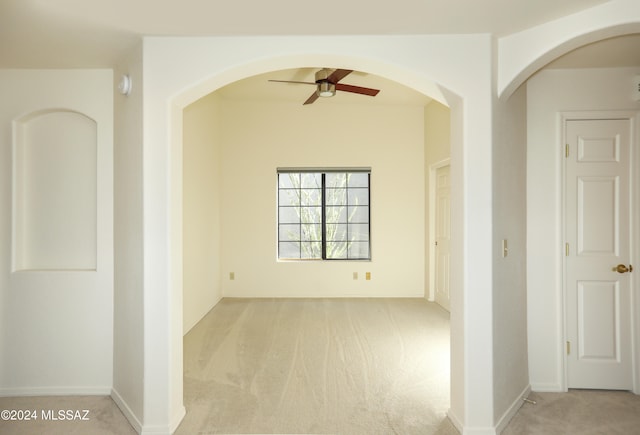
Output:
[
  {"xmin": 177, "ymin": 298, "xmax": 454, "ymax": 435},
  {"xmin": 503, "ymin": 389, "xmax": 640, "ymax": 435},
  {"xmin": 3, "ymin": 298, "xmax": 639, "ymax": 434},
  {"xmin": 0, "ymin": 395, "xmax": 136, "ymax": 435}
]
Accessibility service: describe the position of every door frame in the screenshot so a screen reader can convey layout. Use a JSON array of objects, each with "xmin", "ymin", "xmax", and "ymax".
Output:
[
  {"xmin": 428, "ymin": 157, "xmax": 450, "ymax": 302},
  {"xmin": 560, "ymin": 110, "xmax": 640, "ymax": 394}
]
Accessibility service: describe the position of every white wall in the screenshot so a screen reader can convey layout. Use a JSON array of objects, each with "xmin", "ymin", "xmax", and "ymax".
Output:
[
  {"xmin": 13, "ymin": 110, "xmax": 97, "ymax": 271},
  {"xmin": 424, "ymin": 101, "xmax": 451, "ymax": 300},
  {"xmin": 0, "ymin": 6, "xmax": 632, "ymax": 435},
  {"xmin": 112, "ymin": 45, "xmax": 145, "ymax": 431},
  {"xmin": 527, "ymin": 67, "xmax": 640, "ymax": 391},
  {"xmin": 219, "ymin": 99, "xmax": 425, "ymax": 297},
  {"xmin": 182, "ymin": 91, "xmax": 445, "ymax": 327},
  {"xmin": 492, "ymin": 84, "xmax": 530, "ymax": 427},
  {"xmin": 0, "ymin": 69, "xmax": 113, "ymax": 395},
  {"xmin": 142, "ymin": 34, "xmax": 494, "ymax": 434},
  {"xmin": 183, "ymin": 93, "xmax": 223, "ymax": 333},
  {"xmin": 424, "ymin": 101, "xmax": 451, "ymax": 165}
]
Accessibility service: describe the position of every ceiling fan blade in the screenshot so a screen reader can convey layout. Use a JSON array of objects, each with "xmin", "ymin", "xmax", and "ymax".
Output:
[
  {"xmin": 327, "ymin": 69, "xmax": 353, "ymax": 84},
  {"xmin": 268, "ymin": 79, "xmax": 316, "ymax": 85},
  {"xmin": 335, "ymin": 83, "xmax": 380, "ymax": 96},
  {"xmin": 303, "ymin": 92, "xmax": 319, "ymax": 105}
]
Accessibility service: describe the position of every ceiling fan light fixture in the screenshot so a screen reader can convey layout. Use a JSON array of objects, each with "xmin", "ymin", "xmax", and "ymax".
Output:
[
  {"xmin": 317, "ymin": 81, "xmax": 336, "ymax": 97},
  {"xmin": 269, "ymin": 68, "xmax": 378, "ymax": 104}
]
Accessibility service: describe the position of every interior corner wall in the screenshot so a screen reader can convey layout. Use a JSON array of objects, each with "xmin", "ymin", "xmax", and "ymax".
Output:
[
  {"xmin": 113, "ymin": 44, "xmax": 145, "ymax": 430},
  {"xmin": 492, "ymin": 83, "xmax": 529, "ymax": 425},
  {"xmin": 218, "ymin": 99, "xmax": 425, "ymax": 297},
  {"xmin": 424, "ymin": 101, "xmax": 451, "ymax": 164},
  {"xmin": 424, "ymin": 100, "xmax": 451, "ymax": 300},
  {"xmin": 0, "ymin": 69, "xmax": 113, "ymax": 395},
  {"xmin": 183, "ymin": 93, "xmax": 223, "ymax": 334},
  {"xmin": 527, "ymin": 66, "xmax": 640, "ymax": 392}
]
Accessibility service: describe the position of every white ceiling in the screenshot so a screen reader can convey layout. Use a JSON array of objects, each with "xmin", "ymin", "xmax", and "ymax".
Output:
[
  {"xmin": 0, "ymin": 0, "xmax": 613, "ymax": 68},
  {"xmin": 545, "ymin": 34, "xmax": 640, "ymax": 69},
  {"xmin": 1, "ymin": 0, "xmax": 637, "ymax": 107},
  {"xmin": 216, "ymin": 32, "xmax": 640, "ymax": 107}
]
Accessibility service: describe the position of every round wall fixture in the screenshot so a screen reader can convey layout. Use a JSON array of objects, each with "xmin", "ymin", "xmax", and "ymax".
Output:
[{"xmin": 118, "ymin": 74, "xmax": 132, "ymax": 96}]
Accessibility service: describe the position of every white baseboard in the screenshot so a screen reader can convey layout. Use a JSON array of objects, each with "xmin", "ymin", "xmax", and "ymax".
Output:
[
  {"xmin": 530, "ymin": 382, "xmax": 564, "ymax": 392},
  {"xmin": 462, "ymin": 429, "xmax": 498, "ymax": 435},
  {"xmin": 220, "ymin": 293, "xmax": 426, "ymax": 299},
  {"xmin": 448, "ymin": 407, "xmax": 496, "ymax": 435},
  {"xmin": 112, "ymin": 388, "xmax": 184, "ymax": 435},
  {"xmin": 0, "ymin": 386, "xmax": 111, "ymax": 397},
  {"xmin": 183, "ymin": 295, "xmax": 223, "ymax": 335},
  {"xmin": 447, "ymin": 384, "xmax": 531, "ymax": 435},
  {"xmin": 447, "ymin": 407, "xmax": 464, "ymax": 433},
  {"xmin": 495, "ymin": 384, "xmax": 531, "ymax": 434},
  {"xmin": 140, "ymin": 423, "xmax": 175, "ymax": 434},
  {"xmin": 170, "ymin": 405, "xmax": 186, "ymax": 433},
  {"xmin": 111, "ymin": 388, "xmax": 143, "ymax": 434}
]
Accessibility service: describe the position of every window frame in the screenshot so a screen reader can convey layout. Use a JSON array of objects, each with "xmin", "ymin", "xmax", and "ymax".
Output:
[{"xmin": 277, "ymin": 167, "xmax": 371, "ymax": 261}]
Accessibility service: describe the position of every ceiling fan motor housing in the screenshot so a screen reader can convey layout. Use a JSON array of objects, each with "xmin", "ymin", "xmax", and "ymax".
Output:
[
  {"xmin": 315, "ymin": 69, "xmax": 331, "ymax": 83},
  {"xmin": 317, "ymin": 81, "xmax": 336, "ymax": 97},
  {"xmin": 315, "ymin": 69, "xmax": 336, "ymax": 97}
]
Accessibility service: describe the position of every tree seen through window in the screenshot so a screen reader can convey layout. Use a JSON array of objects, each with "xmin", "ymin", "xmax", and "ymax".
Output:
[{"xmin": 277, "ymin": 170, "xmax": 370, "ymax": 260}]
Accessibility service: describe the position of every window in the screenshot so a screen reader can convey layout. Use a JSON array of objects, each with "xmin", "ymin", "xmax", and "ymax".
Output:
[{"xmin": 277, "ymin": 169, "xmax": 371, "ymax": 260}]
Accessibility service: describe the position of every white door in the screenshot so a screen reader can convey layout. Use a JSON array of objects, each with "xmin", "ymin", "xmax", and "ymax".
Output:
[
  {"xmin": 435, "ymin": 165, "xmax": 451, "ymax": 311},
  {"xmin": 565, "ymin": 118, "xmax": 633, "ymax": 390}
]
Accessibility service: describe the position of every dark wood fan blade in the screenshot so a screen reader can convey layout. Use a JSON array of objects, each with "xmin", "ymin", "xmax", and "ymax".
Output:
[
  {"xmin": 268, "ymin": 79, "xmax": 316, "ymax": 85},
  {"xmin": 327, "ymin": 69, "xmax": 353, "ymax": 84},
  {"xmin": 303, "ymin": 92, "xmax": 319, "ymax": 105},
  {"xmin": 335, "ymin": 83, "xmax": 380, "ymax": 96}
]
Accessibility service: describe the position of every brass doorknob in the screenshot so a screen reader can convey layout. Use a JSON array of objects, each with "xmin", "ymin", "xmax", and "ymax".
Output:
[{"xmin": 613, "ymin": 264, "xmax": 633, "ymax": 273}]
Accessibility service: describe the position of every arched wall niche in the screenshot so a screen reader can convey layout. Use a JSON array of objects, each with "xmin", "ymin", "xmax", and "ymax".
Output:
[{"xmin": 12, "ymin": 108, "xmax": 97, "ymax": 272}]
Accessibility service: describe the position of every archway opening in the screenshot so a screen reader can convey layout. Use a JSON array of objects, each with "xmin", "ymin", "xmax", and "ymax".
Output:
[
  {"xmin": 173, "ymin": 63, "xmax": 462, "ymax": 433},
  {"xmin": 522, "ymin": 31, "xmax": 640, "ymax": 395}
]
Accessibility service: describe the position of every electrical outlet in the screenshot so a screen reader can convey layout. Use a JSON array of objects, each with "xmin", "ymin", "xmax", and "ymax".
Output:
[
  {"xmin": 366, "ymin": 272, "xmax": 371, "ymax": 280},
  {"xmin": 353, "ymin": 272, "xmax": 358, "ymax": 280},
  {"xmin": 230, "ymin": 272, "xmax": 235, "ymax": 280}
]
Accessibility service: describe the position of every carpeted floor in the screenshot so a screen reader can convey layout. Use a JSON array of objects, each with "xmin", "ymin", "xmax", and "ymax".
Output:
[
  {"xmin": 0, "ymin": 395, "xmax": 136, "ymax": 435},
  {"xmin": 503, "ymin": 389, "xmax": 640, "ymax": 435},
  {"xmin": 177, "ymin": 298, "xmax": 452, "ymax": 435},
  {"xmin": 2, "ymin": 298, "xmax": 640, "ymax": 435}
]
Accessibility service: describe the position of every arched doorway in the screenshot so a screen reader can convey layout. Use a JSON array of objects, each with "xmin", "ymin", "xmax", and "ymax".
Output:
[
  {"xmin": 520, "ymin": 36, "xmax": 640, "ymax": 394},
  {"xmin": 139, "ymin": 36, "xmax": 495, "ymax": 433},
  {"xmin": 166, "ymin": 53, "xmax": 472, "ymax": 430},
  {"xmin": 179, "ymin": 67, "xmax": 453, "ymax": 432}
]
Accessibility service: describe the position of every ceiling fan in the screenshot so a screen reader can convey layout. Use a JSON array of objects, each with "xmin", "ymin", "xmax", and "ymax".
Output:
[{"xmin": 268, "ymin": 68, "xmax": 380, "ymax": 105}]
